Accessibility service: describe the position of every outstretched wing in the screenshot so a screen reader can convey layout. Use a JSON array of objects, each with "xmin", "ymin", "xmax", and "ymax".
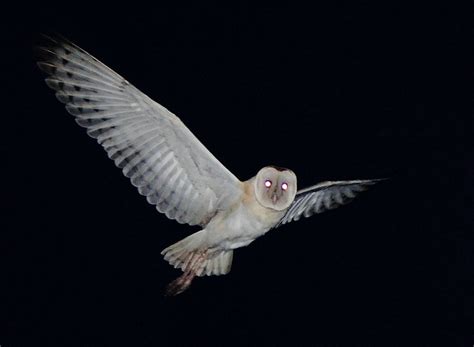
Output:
[
  {"xmin": 37, "ymin": 36, "xmax": 242, "ymax": 227},
  {"xmin": 275, "ymin": 179, "xmax": 382, "ymax": 227}
]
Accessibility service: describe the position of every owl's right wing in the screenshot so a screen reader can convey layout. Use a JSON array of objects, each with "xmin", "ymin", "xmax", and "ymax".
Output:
[
  {"xmin": 37, "ymin": 36, "xmax": 242, "ymax": 227},
  {"xmin": 275, "ymin": 179, "xmax": 382, "ymax": 228}
]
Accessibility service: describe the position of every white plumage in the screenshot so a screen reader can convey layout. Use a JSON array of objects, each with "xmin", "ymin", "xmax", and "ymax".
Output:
[{"xmin": 38, "ymin": 36, "xmax": 382, "ymax": 295}]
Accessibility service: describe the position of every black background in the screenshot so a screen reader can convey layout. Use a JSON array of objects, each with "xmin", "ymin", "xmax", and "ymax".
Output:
[{"xmin": 3, "ymin": 2, "xmax": 474, "ymax": 346}]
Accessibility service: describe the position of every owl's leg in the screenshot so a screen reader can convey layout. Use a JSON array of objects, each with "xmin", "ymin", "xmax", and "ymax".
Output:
[{"xmin": 165, "ymin": 250, "xmax": 207, "ymax": 296}]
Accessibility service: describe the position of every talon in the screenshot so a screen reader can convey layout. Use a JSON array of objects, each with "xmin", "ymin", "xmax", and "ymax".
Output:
[
  {"xmin": 165, "ymin": 250, "xmax": 207, "ymax": 296},
  {"xmin": 165, "ymin": 270, "xmax": 196, "ymax": 296}
]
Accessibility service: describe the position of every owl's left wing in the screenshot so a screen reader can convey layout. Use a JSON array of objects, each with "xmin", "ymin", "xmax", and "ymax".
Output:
[
  {"xmin": 37, "ymin": 36, "xmax": 242, "ymax": 227},
  {"xmin": 275, "ymin": 179, "xmax": 382, "ymax": 228}
]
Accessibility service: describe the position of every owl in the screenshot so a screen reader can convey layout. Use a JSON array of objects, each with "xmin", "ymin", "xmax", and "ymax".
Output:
[{"xmin": 37, "ymin": 36, "xmax": 382, "ymax": 295}]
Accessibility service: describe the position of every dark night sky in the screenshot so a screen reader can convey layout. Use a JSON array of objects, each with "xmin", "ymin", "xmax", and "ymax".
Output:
[{"xmin": 2, "ymin": 2, "xmax": 474, "ymax": 346}]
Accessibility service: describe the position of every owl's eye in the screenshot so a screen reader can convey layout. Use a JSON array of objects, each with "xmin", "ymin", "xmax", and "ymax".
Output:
[
  {"xmin": 281, "ymin": 182, "xmax": 288, "ymax": 191},
  {"xmin": 264, "ymin": 180, "xmax": 272, "ymax": 188}
]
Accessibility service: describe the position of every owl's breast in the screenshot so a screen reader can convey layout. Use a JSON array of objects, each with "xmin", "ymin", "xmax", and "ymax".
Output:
[{"xmin": 205, "ymin": 193, "xmax": 285, "ymax": 250}]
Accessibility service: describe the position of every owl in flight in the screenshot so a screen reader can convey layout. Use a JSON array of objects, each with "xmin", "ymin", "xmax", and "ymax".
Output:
[{"xmin": 37, "ymin": 36, "xmax": 381, "ymax": 295}]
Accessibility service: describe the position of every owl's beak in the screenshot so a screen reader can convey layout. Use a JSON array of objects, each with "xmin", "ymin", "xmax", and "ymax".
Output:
[{"xmin": 271, "ymin": 192, "xmax": 278, "ymax": 204}]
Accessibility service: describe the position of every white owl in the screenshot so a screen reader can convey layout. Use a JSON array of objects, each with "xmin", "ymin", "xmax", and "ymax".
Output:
[{"xmin": 38, "ymin": 36, "xmax": 382, "ymax": 295}]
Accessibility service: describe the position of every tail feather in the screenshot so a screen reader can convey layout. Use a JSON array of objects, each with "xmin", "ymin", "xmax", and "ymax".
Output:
[
  {"xmin": 200, "ymin": 251, "xmax": 233, "ymax": 277},
  {"xmin": 161, "ymin": 230, "xmax": 205, "ymax": 270},
  {"xmin": 161, "ymin": 231, "xmax": 233, "ymax": 277}
]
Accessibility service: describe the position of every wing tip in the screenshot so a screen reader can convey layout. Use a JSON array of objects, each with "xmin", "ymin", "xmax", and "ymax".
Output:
[
  {"xmin": 34, "ymin": 32, "xmax": 68, "ymax": 58},
  {"xmin": 37, "ymin": 32, "xmax": 74, "ymax": 48},
  {"xmin": 364, "ymin": 177, "xmax": 389, "ymax": 185}
]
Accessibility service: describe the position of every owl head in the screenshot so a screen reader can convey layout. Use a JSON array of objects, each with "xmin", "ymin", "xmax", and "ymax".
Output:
[{"xmin": 254, "ymin": 166, "xmax": 297, "ymax": 211}]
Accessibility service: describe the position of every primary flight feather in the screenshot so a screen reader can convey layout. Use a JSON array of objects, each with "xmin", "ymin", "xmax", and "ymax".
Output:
[{"xmin": 37, "ymin": 36, "xmax": 381, "ymax": 295}]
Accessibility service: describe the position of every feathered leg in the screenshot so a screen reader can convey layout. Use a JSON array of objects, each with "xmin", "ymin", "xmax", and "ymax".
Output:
[{"xmin": 165, "ymin": 250, "xmax": 207, "ymax": 296}]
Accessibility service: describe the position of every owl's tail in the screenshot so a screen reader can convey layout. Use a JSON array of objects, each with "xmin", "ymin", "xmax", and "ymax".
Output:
[{"xmin": 161, "ymin": 231, "xmax": 233, "ymax": 277}]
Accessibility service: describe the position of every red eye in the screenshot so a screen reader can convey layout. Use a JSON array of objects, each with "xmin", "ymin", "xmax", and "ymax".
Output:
[
  {"xmin": 264, "ymin": 180, "xmax": 272, "ymax": 188},
  {"xmin": 281, "ymin": 182, "xmax": 288, "ymax": 191}
]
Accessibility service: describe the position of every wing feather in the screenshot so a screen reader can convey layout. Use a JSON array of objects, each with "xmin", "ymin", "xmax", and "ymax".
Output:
[
  {"xmin": 275, "ymin": 179, "xmax": 382, "ymax": 227},
  {"xmin": 38, "ymin": 36, "xmax": 241, "ymax": 227}
]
